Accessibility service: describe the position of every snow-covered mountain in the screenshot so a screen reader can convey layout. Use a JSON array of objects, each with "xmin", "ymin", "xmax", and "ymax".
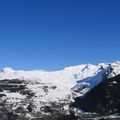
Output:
[{"xmin": 0, "ymin": 61, "xmax": 120, "ymax": 120}]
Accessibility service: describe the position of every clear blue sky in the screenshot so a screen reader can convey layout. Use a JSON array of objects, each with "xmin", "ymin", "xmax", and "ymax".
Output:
[{"xmin": 0, "ymin": 0, "xmax": 120, "ymax": 70}]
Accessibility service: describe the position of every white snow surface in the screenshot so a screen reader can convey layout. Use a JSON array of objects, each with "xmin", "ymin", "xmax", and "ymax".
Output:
[{"xmin": 0, "ymin": 61, "xmax": 120, "ymax": 112}]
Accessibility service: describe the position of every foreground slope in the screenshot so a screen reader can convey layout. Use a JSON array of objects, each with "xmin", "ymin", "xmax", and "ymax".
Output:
[{"xmin": 72, "ymin": 74, "xmax": 120, "ymax": 115}]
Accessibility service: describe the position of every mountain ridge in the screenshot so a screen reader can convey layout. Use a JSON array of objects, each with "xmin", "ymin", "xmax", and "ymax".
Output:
[{"xmin": 0, "ymin": 61, "xmax": 120, "ymax": 119}]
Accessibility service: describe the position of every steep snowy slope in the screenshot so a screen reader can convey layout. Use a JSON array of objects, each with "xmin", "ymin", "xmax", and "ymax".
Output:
[{"xmin": 0, "ymin": 61, "xmax": 120, "ymax": 119}]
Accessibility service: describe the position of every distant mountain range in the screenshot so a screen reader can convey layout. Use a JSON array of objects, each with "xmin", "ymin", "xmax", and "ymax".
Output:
[{"xmin": 0, "ymin": 61, "xmax": 120, "ymax": 120}]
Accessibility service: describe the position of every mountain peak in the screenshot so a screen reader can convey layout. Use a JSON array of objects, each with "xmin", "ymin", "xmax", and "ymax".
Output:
[{"xmin": 1, "ymin": 67, "xmax": 14, "ymax": 73}]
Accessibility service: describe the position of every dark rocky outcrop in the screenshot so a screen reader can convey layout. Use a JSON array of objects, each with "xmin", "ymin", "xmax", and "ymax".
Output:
[
  {"xmin": 0, "ymin": 79, "xmax": 26, "ymax": 92},
  {"xmin": 72, "ymin": 74, "xmax": 120, "ymax": 115}
]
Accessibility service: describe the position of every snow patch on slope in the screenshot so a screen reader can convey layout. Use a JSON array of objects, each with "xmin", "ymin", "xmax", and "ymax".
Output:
[{"xmin": 73, "ymin": 69, "xmax": 106, "ymax": 95}]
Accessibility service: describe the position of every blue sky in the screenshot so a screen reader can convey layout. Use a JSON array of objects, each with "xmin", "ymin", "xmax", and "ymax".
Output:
[{"xmin": 0, "ymin": 0, "xmax": 120, "ymax": 70}]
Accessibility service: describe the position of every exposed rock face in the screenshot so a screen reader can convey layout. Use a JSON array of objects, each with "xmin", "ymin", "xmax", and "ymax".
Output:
[
  {"xmin": 72, "ymin": 74, "xmax": 120, "ymax": 115},
  {"xmin": 0, "ymin": 79, "xmax": 78, "ymax": 120},
  {"xmin": 0, "ymin": 79, "xmax": 35, "ymax": 120}
]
